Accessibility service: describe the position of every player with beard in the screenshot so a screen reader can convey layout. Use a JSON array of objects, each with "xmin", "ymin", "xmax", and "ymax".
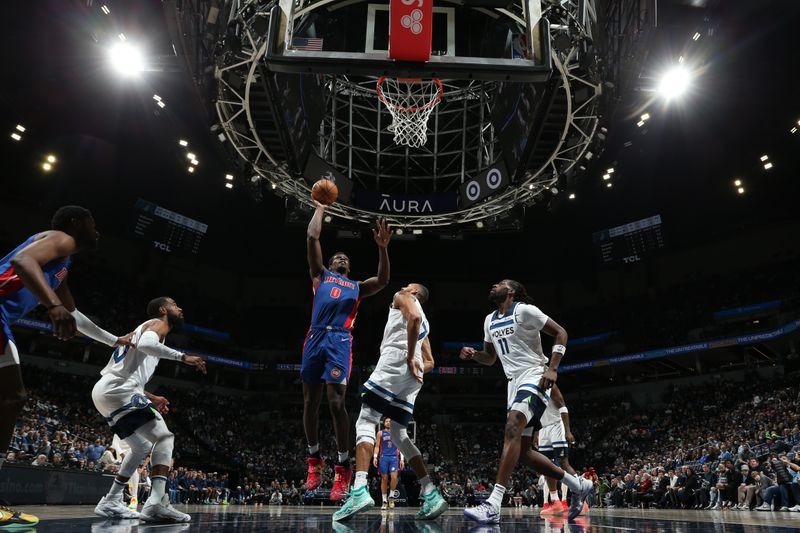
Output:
[
  {"xmin": 302, "ymin": 202, "xmax": 391, "ymax": 501},
  {"xmin": 0, "ymin": 206, "xmax": 134, "ymax": 528},
  {"xmin": 92, "ymin": 297, "xmax": 206, "ymax": 522},
  {"xmin": 460, "ymin": 280, "xmax": 592, "ymax": 524}
]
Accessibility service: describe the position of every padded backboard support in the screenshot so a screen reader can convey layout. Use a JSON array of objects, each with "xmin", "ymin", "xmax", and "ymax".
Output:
[{"xmin": 388, "ymin": 0, "xmax": 433, "ymax": 62}]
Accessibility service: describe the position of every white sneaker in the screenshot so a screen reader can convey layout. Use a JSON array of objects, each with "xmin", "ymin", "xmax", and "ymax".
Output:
[
  {"xmin": 140, "ymin": 500, "xmax": 191, "ymax": 523},
  {"xmin": 95, "ymin": 496, "xmax": 140, "ymax": 519},
  {"xmin": 464, "ymin": 501, "xmax": 501, "ymax": 524},
  {"xmin": 568, "ymin": 477, "xmax": 593, "ymax": 520},
  {"xmin": 789, "ymin": 505, "xmax": 800, "ymax": 512},
  {"xmin": 779, "ymin": 506, "xmax": 789, "ymax": 511},
  {"xmin": 755, "ymin": 503, "xmax": 771, "ymax": 511}
]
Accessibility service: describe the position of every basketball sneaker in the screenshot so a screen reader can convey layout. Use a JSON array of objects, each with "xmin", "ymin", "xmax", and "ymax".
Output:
[
  {"xmin": 416, "ymin": 488, "xmax": 449, "ymax": 520},
  {"xmin": 548, "ymin": 500, "xmax": 566, "ymax": 516},
  {"xmin": 0, "ymin": 505, "xmax": 39, "ymax": 528},
  {"xmin": 332, "ymin": 486, "xmax": 375, "ymax": 521},
  {"xmin": 389, "ymin": 497, "xmax": 395, "ymax": 509},
  {"xmin": 94, "ymin": 496, "xmax": 140, "ymax": 519},
  {"xmin": 540, "ymin": 502, "xmax": 552, "ymax": 515},
  {"xmin": 330, "ymin": 465, "xmax": 352, "ymax": 502},
  {"xmin": 305, "ymin": 456, "xmax": 324, "ymax": 491},
  {"xmin": 140, "ymin": 498, "xmax": 191, "ymax": 523},
  {"xmin": 464, "ymin": 501, "xmax": 501, "ymax": 524},
  {"xmin": 568, "ymin": 477, "xmax": 593, "ymax": 520},
  {"xmin": 381, "ymin": 499, "xmax": 388, "ymax": 510}
]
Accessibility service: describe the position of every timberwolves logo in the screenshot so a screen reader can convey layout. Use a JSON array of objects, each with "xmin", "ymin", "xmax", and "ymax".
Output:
[
  {"xmin": 131, "ymin": 393, "xmax": 149, "ymax": 409},
  {"xmin": 331, "ymin": 368, "xmax": 342, "ymax": 379}
]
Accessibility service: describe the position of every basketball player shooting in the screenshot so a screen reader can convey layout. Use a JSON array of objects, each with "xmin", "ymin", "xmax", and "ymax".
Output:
[
  {"xmin": 302, "ymin": 200, "xmax": 392, "ymax": 502},
  {"xmin": 460, "ymin": 280, "xmax": 593, "ymax": 524}
]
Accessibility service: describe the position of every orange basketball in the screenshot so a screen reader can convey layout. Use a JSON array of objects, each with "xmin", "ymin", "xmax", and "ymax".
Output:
[{"xmin": 311, "ymin": 179, "xmax": 339, "ymax": 205}]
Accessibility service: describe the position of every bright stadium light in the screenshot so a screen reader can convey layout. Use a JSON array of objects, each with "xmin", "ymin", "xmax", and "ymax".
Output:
[
  {"xmin": 760, "ymin": 155, "xmax": 769, "ymax": 161},
  {"xmin": 46, "ymin": 154, "xmax": 57, "ymax": 163},
  {"xmin": 186, "ymin": 153, "xmax": 196, "ymax": 160},
  {"xmin": 10, "ymin": 132, "xmax": 21, "ymax": 141},
  {"xmin": 737, "ymin": 187, "xmax": 745, "ymax": 194},
  {"xmin": 15, "ymin": 124, "xmax": 25, "ymax": 132},
  {"xmin": 607, "ymin": 168, "xmax": 615, "ymax": 174},
  {"xmin": 476, "ymin": 221, "xmax": 484, "ymax": 229},
  {"xmin": 187, "ymin": 166, "xmax": 195, "ymax": 173},
  {"xmin": 658, "ymin": 67, "xmax": 690, "ymax": 100},
  {"xmin": 101, "ymin": 5, "xmax": 110, "ymax": 15},
  {"xmin": 42, "ymin": 162, "xmax": 52, "ymax": 172},
  {"xmin": 606, "ymin": 182, "xmax": 613, "ymax": 188},
  {"xmin": 792, "ymin": 127, "xmax": 798, "ymax": 134},
  {"xmin": 225, "ymin": 174, "xmax": 234, "ymax": 181},
  {"xmin": 692, "ymin": 32, "xmax": 701, "ymax": 41},
  {"xmin": 109, "ymin": 43, "xmax": 144, "ymax": 76},
  {"xmin": 734, "ymin": 179, "xmax": 742, "ymax": 187},
  {"xmin": 764, "ymin": 162, "xmax": 773, "ymax": 170},
  {"xmin": 178, "ymin": 139, "xmax": 188, "ymax": 147},
  {"xmin": 225, "ymin": 182, "xmax": 233, "ymax": 189},
  {"xmin": 641, "ymin": 113, "xmax": 650, "ymax": 121},
  {"xmin": 603, "ymin": 174, "xmax": 611, "ymax": 180},
  {"xmin": 568, "ymin": 193, "xmax": 576, "ymax": 200},
  {"xmin": 637, "ymin": 120, "xmax": 645, "ymax": 127}
]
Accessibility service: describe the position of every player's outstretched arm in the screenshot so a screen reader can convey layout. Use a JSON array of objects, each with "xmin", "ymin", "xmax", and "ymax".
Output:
[
  {"xmin": 11, "ymin": 231, "xmax": 78, "ymax": 339},
  {"xmin": 421, "ymin": 337, "xmax": 435, "ymax": 374},
  {"xmin": 359, "ymin": 218, "xmax": 391, "ymax": 297},
  {"xmin": 306, "ymin": 201, "xmax": 326, "ymax": 280},
  {"xmin": 459, "ymin": 342, "xmax": 498, "ymax": 366},
  {"xmin": 540, "ymin": 318, "xmax": 568, "ymax": 389},
  {"xmin": 54, "ymin": 280, "xmax": 134, "ymax": 348}
]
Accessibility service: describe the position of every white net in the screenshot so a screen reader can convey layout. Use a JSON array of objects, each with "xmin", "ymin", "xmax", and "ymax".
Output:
[{"xmin": 377, "ymin": 77, "xmax": 443, "ymax": 148}]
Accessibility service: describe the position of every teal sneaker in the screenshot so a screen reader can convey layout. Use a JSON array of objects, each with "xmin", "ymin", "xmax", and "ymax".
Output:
[
  {"xmin": 332, "ymin": 486, "xmax": 375, "ymax": 522},
  {"xmin": 416, "ymin": 488, "xmax": 449, "ymax": 520}
]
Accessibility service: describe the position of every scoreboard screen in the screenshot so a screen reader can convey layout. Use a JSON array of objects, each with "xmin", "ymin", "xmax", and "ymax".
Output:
[
  {"xmin": 132, "ymin": 199, "xmax": 208, "ymax": 255},
  {"xmin": 592, "ymin": 215, "xmax": 664, "ymax": 265}
]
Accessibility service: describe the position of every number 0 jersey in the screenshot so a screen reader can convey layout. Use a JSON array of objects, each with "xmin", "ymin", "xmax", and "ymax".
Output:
[
  {"xmin": 309, "ymin": 269, "xmax": 360, "ymax": 330},
  {"xmin": 483, "ymin": 301, "xmax": 549, "ymax": 379}
]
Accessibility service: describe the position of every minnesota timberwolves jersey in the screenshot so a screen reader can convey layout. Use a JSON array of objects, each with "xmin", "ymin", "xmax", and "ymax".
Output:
[
  {"xmin": 0, "ymin": 234, "xmax": 71, "ymax": 322},
  {"xmin": 483, "ymin": 301, "xmax": 549, "ymax": 379},
  {"xmin": 380, "ymin": 294, "xmax": 429, "ymax": 357},
  {"xmin": 310, "ymin": 269, "xmax": 360, "ymax": 330},
  {"xmin": 100, "ymin": 322, "xmax": 162, "ymax": 391}
]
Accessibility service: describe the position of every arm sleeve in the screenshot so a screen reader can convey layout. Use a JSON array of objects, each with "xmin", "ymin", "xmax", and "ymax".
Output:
[
  {"xmin": 517, "ymin": 304, "xmax": 549, "ymax": 331},
  {"xmin": 70, "ymin": 309, "xmax": 118, "ymax": 347},
  {"xmin": 137, "ymin": 330, "xmax": 185, "ymax": 361}
]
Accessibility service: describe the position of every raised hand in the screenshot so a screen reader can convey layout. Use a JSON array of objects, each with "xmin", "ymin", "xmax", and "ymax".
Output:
[{"xmin": 373, "ymin": 218, "xmax": 392, "ymax": 248}]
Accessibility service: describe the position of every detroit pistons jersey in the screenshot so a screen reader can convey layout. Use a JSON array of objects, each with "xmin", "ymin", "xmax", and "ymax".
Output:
[
  {"xmin": 380, "ymin": 295, "xmax": 429, "ymax": 358},
  {"xmin": 483, "ymin": 301, "xmax": 549, "ymax": 379},
  {"xmin": 380, "ymin": 429, "xmax": 398, "ymax": 458},
  {"xmin": 309, "ymin": 269, "xmax": 360, "ymax": 330},
  {"xmin": 0, "ymin": 234, "xmax": 71, "ymax": 322},
  {"xmin": 100, "ymin": 322, "xmax": 162, "ymax": 391}
]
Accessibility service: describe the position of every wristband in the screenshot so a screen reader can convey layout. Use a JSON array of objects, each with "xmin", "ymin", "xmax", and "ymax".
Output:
[
  {"xmin": 552, "ymin": 344, "xmax": 566, "ymax": 355},
  {"xmin": 558, "ymin": 406, "xmax": 569, "ymax": 414}
]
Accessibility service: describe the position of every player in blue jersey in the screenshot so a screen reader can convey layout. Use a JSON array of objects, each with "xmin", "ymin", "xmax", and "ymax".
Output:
[
  {"xmin": 374, "ymin": 418, "xmax": 404, "ymax": 509},
  {"xmin": 303, "ymin": 201, "xmax": 391, "ymax": 501},
  {"xmin": 0, "ymin": 206, "xmax": 133, "ymax": 528}
]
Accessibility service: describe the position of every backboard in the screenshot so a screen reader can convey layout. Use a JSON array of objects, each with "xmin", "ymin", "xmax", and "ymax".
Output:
[{"xmin": 266, "ymin": 0, "xmax": 552, "ymax": 81}]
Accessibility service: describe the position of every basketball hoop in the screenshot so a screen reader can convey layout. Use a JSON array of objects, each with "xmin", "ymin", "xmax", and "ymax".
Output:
[{"xmin": 377, "ymin": 77, "xmax": 443, "ymax": 148}]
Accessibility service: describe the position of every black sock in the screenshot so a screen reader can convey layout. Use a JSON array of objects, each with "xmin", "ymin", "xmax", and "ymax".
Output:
[{"xmin": 309, "ymin": 451, "xmax": 321, "ymax": 459}]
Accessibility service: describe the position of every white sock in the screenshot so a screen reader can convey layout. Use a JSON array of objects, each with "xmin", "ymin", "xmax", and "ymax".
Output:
[
  {"xmin": 559, "ymin": 472, "xmax": 582, "ymax": 493},
  {"xmin": 549, "ymin": 490, "xmax": 558, "ymax": 503},
  {"xmin": 382, "ymin": 492, "xmax": 388, "ymax": 502},
  {"xmin": 338, "ymin": 451, "xmax": 350, "ymax": 463},
  {"xmin": 108, "ymin": 478, "xmax": 127, "ymax": 500},
  {"xmin": 488, "ymin": 484, "xmax": 506, "ymax": 509},
  {"xmin": 308, "ymin": 443, "xmax": 319, "ymax": 455},
  {"xmin": 353, "ymin": 471, "xmax": 368, "ymax": 490},
  {"xmin": 419, "ymin": 475, "xmax": 435, "ymax": 496},
  {"xmin": 147, "ymin": 476, "xmax": 167, "ymax": 505}
]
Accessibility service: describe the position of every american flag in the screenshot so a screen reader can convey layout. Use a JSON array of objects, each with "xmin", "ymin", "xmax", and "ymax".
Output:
[{"xmin": 292, "ymin": 37, "xmax": 324, "ymax": 51}]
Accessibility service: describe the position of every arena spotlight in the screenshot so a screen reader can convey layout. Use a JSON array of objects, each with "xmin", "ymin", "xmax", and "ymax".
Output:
[
  {"xmin": 737, "ymin": 187, "xmax": 745, "ymax": 194},
  {"xmin": 607, "ymin": 168, "xmax": 615, "ymax": 174},
  {"xmin": 764, "ymin": 162, "xmax": 773, "ymax": 170},
  {"xmin": 187, "ymin": 166, "xmax": 195, "ymax": 173},
  {"xmin": 42, "ymin": 162, "xmax": 52, "ymax": 172},
  {"xmin": 641, "ymin": 113, "xmax": 650, "ymax": 121},
  {"xmin": 759, "ymin": 155, "xmax": 769, "ymax": 161},
  {"xmin": 15, "ymin": 124, "xmax": 25, "ymax": 132},
  {"xmin": 658, "ymin": 67, "xmax": 691, "ymax": 100},
  {"xmin": 734, "ymin": 179, "xmax": 742, "ymax": 187},
  {"xmin": 792, "ymin": 127, "xmax": 798, "ymax": 134},
  {"xmin": 156, "ymin": 101, "xmax": 165, "ymax": 109},
  {"xmin": 324, "ymin": 215, "xmax": 332, "ymax": 223},
  {"xmin": 186, "ymin": 153, "xmax": 196, "ymax": 160},
  {"xmin": 118, "ymin": 33, "xmax": 127, "ymax": 42},
  {"xmin": 46, "ymin": 154, "xmax": 56, "ymax": 164},
  {"xmin": 603, "ymin": 174, "xmax": 611, "ymax": 180},
  {"xmin": 109, "ymin": 43, "xmax": 144, "ymax": 76},
  {"xmin": 190, "ymin": 159, "xmax": 199, "ymax": 166},
  {"xmin": 637, "ymin": 120, "xmax": 645, "ymax": 127},
  {"xmin": 10, "ymin": 132, "xmax": 21, "ymax": 141},
  {"xmin": 476, "ymin": 221, "xmax": 484, "ymax": 229},
  {"xmin": 606, "ymin": 182, "xmax": 613, "ymax": 188},
  {"xmin": 225, "ymin": 182, "xmax": 233, "ymax": 189},
  {"xmin": 100, "ymin": 5, "xmax": 110, "ymax": 15},
  {"xmin": 692, "ymin": 32, "xmax": 701, "ymax": 41},
  {"xmin": 225, "ymin": 174, "xmax": 234, "ymax": 181},
  {"xmin": 568, "ymin": 193, "xmax": 576, "ymax": 200},
  {"xmin": 178, "ymin": 139, "xmax": 189, "ymax": 147}
]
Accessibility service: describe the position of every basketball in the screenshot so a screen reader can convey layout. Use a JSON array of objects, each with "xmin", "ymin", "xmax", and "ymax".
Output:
[{"xmin": 311, "ymin": 179, "xmax": 339, "ymax": 205}]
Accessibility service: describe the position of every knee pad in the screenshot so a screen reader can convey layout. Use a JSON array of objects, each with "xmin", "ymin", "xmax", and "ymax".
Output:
[
  {"xmin": 119, "ymin": 433, "xmax": 152, "ymax": 478},
  {"xmin": 389, "ymin": 423, "xmax": 421, "ymax": 461},
  {"xmin": 139, "ymin": 417, "xmax": 174, "ymax": 467},
  {"xmin": 355, "ymin": 406, "xmax": 381, "ymax": 446}
]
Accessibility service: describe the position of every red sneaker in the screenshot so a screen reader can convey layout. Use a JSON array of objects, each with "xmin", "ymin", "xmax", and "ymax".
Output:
[
  {"xmin": 549, "ymin": 500, "xmax": 566, "ymax": 516},
  {"xmin": 305, "ymin": 456, "xmax": 323, "ymax": 491},
  {"xmin": 540, "ymin": 502, "xmax": 553, "ymax": 515},
  {"xmin": 330, "ymin": 465, "xmax": 352, "ymax": 502}
]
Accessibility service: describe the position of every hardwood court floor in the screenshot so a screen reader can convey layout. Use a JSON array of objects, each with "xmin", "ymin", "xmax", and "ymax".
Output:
[{"xmin": 14, "ymin": 504, "xmax": 800, "ymax": 532}]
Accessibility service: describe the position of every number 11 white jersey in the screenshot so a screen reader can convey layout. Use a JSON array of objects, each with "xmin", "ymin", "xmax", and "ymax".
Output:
[{"xmin": 483, "ymin": 301, "xmax": 549, "ymax": 379}]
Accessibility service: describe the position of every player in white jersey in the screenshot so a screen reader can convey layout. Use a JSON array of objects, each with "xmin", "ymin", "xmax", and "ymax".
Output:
[
  {"xmin": 534, "ymin": 384, "xmax": 578, "ymax": 516},
  {"xmin": 460, "ymin": 280, "xmax": 592, "ymax": 523},
  {"xmin": 92, "ymin": 297, "xmax": 206, "ymax": 522},
  {"xmin": 333, "ymin": 284, "xmax": 448, "ymax": 522}
]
